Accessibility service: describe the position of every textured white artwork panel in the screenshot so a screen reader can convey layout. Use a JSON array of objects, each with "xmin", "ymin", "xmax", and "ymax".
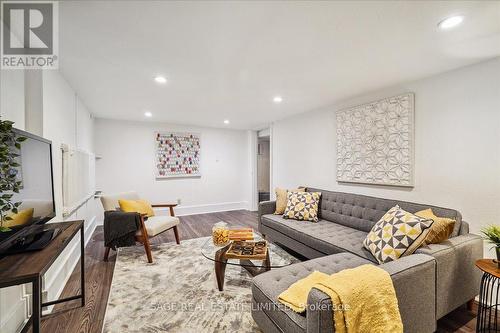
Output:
[{"xmin": 336, "ymin": 93, "xmax": 414, "ymax": 187}]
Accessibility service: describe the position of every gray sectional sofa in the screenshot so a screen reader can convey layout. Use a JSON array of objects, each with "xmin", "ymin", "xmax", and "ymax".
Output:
[{"xmin": 252, "ymin": 187, "xmax": 483, "ymax": 333}]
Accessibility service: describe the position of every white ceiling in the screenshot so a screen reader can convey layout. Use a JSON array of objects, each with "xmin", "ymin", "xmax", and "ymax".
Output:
[{"xmin": 59, "ymin": 1, "xmax": 500, "ymax": 130}]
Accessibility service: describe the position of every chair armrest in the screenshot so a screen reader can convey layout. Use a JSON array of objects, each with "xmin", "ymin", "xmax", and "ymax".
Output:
[{"xmin": 152, "ymin": 203, "xmax": 178, "ymax": 217}]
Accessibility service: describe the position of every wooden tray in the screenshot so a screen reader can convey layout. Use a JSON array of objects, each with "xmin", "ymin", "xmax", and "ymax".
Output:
[{"xmin": 225, "ymin": 240, "xmax": 267, "ymax": 260}]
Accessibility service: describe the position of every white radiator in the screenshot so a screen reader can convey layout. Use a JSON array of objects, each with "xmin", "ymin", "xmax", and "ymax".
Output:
[{"xmin": 61, "ymin": 144, "xmax": 95, "ymax": 218}]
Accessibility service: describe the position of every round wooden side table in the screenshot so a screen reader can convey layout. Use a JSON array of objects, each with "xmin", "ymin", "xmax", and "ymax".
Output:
[{"xmin": 476, "ymin": 259, "xmax": 500, "ymax": 332}]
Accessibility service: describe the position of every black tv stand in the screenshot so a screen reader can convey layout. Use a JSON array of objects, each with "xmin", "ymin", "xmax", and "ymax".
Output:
[{"xmin": 0, "ymin": 221, "xmax": 85, "ymax": 333}]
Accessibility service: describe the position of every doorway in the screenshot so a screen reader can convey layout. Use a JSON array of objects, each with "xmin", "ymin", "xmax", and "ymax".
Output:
[{"xmin": 257, "ymin": 135, "xmax": 270, "ymax": 202}]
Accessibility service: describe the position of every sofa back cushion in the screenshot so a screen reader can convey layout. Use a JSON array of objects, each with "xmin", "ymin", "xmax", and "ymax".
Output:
[{"xmin": 306, "ymin": 187, "xmax": 462, "ymax": 236}]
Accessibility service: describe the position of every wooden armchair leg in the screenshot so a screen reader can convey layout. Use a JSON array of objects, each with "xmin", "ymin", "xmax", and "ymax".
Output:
[
  {"xmin": 137, "ymin": 214, "xmax": 153, "ymax": 263},
  {"xmin": 173, "ymin": 226, "xmax": 180, "ymax": 244},
  {"xmin": 104, "ymin": 246, "xmax": 111, "ymax": 261},
  {"xmin": 143, "ymin": 237, "xmax": 153, "ymax": 263}
]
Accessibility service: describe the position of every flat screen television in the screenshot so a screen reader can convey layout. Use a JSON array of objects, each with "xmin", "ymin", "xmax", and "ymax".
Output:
[{"xmin": 0, "ymin": 129, "xmax": 57, "ymax": 255}]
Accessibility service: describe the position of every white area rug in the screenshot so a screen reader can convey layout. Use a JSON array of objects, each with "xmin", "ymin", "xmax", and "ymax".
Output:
[{"xmin": 103, "ymin": 237, "xmax": 297, "ymax": 333}]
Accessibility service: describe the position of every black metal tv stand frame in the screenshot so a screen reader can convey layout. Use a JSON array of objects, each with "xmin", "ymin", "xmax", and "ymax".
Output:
[{"xmin": 0, "ymin": 221, "xmax": 85, "ymax": 333}]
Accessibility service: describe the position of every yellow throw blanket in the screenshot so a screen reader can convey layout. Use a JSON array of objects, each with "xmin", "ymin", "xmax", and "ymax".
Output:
[{"xmin": 278, "ymin": 265, "xmax": 403, "ymax": 333}]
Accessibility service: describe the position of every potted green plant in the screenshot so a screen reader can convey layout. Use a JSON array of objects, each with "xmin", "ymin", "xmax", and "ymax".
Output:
[
  {"xmin": 0, "ymin": 118, "xmax": 26, "ymax": 232},
  {"xmin": 481, "ymin": 225, "xmax": 500, "ymax": 266}
]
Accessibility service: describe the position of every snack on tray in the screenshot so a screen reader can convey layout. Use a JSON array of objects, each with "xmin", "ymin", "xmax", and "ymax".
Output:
[{"xmin": 228, "ymin": 228, "xmax": 254, "ymax": 241}]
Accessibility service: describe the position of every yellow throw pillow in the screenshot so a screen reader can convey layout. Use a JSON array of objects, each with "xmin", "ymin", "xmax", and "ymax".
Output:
[
  {"xmin": 4, "ymin": 208, "xmax": 35, "ymax": 228},
  {"xmin": 274, "ymin": 187, "xmax": 305, "ymax": 214},
  {"xmin": 416, "ymin": 208, "xmax": 455, "ymax": 245},
  {"xmin": 118, "ymin": 199, "xmax": 155, "ymax": 217}
]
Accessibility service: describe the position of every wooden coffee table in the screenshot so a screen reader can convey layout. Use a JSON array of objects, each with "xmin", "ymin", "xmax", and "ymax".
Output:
[{"xmin": 201, "ymin": 233, "xmax": 295, "ymax": 291}]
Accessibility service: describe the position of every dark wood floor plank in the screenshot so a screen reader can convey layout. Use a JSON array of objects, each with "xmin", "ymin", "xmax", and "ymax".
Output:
[{"xmin": 38, "ymin": 210, "xmax": 477, "ymax": 333}]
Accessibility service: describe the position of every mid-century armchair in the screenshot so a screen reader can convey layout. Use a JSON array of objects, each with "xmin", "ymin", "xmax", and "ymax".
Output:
[{"xmin": 100, "ymin": 191, "xmax": 180, "ymax": 263}]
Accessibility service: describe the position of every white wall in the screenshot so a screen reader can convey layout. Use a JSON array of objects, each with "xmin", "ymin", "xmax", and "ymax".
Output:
[
  {"xmin": 41, "ymin": 70, "xmax": 97, "ymax": 315},
  {"xmin": 95, "ymin": 118, "xmax": 251, "ymax": 219},
  {"xmin": 0, "ymin": 69, "xmax": 28, "ymax": 333},
  {"xmin": 0, "ymin": 70, "xmax": 25, "ymax": 128},
  {"xmin": 76, "ymin": 97, "xmax": 94, "ymax": 152},
  {"xmin": 0, "ymin": 69, "xmax": 96, "ymax": 333},
  {"xmin": 43, "ymin": 71, "xmax": 78, "ymax": 220},
  {"xmin": 272, "ymin": 58, "xmax": 500, "ymax": 242}
]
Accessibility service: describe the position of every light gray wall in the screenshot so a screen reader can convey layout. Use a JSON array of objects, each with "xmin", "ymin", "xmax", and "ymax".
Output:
[
  {"xmin": 271, "ymin": 58, "xmax": 500, "ymax": 247},
  {"xmin": 94, "ymin": 118, "xmax": 252, "ymax": 219}
]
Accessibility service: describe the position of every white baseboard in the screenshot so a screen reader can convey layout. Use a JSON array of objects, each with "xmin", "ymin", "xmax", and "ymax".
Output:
[
  {"xmin": 165, "ymin": 201, "xmax": 248, "ymax": 216},
  {"xmin": 95, "ymin": 201, "xmax": 249, "ymax": 226}
]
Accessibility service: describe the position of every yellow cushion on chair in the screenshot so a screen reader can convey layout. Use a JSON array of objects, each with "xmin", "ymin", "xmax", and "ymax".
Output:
[
  {"xmin": 136, "ymin": 216, "xmax": 180, "ymax": 237},
  {"xmin": 119, "ymin": 199, "xmax": 155, "ymax": 217}
]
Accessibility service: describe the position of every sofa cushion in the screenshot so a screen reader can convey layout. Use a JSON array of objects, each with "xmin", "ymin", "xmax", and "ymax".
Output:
[
  {"xmin": 252, "ymin": 253, "xmax": 372, "ymax": 333},
  {"xmin": 262, "ymin": 214, "xmax": 377, "ymax": 263},
  {"xmin": 306, "ymin": 187, "xmax": 462, "ymax": 237}
]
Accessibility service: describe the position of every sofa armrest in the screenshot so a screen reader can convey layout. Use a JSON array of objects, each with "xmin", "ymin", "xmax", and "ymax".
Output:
[
  {"xmin": 258, "ymin": 201, "xmax": 276, "ymax": 217},
  {"xmin": 380, "ymin": 254, "xmax": 437, "ymax": 333},
  {"xmin": 306, "ymin": 254, "xmax": 436, "ymax": 333},
  {"xmin": 459, "ymin": 220, "xmax": 470, "ymax": 235},
  {"xmin": 306, "ymin": 288, "xmax": 334, "ymax": 333},
  {"xmin": 258, "ymin": 201, "xmax": 276, "ymax": 234},
  {"xmin": 414, "ymin": 233, "xmax": 483, "ymax": 319}
]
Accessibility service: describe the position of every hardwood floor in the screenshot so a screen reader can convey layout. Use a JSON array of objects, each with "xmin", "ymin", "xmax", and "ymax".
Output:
[{"xmin": 39, "ymin": 210, "xmax": 477, "ymax": 333}]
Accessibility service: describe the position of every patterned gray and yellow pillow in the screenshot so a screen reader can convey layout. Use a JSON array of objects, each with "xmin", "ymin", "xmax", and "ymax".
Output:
[
  {"xmin": 283, "ymin": 191, "xmax": 321, "ymax": 222},
  {"xmin": 363, "ymin": 205, "xmax": 434, "ymax": 264}
]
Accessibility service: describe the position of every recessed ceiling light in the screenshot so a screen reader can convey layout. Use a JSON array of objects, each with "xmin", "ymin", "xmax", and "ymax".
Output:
[
  {"xmin": 223, "ymin": 119, "xmax": 230, "ymax": 125},
  {"xmin": 144, "ymin": 111, "xmax": 153, "ymax": 117},
  {"xmin": 273, "ymin": 96, "xmax": 283, "ymax": 103},
  {"xmin": 438, "ymin": 15, "xmax": 464, "ymax": 30},
  {"xmin": 154, "ymin": 76, "xmax": 167, "ymax": 84}
]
